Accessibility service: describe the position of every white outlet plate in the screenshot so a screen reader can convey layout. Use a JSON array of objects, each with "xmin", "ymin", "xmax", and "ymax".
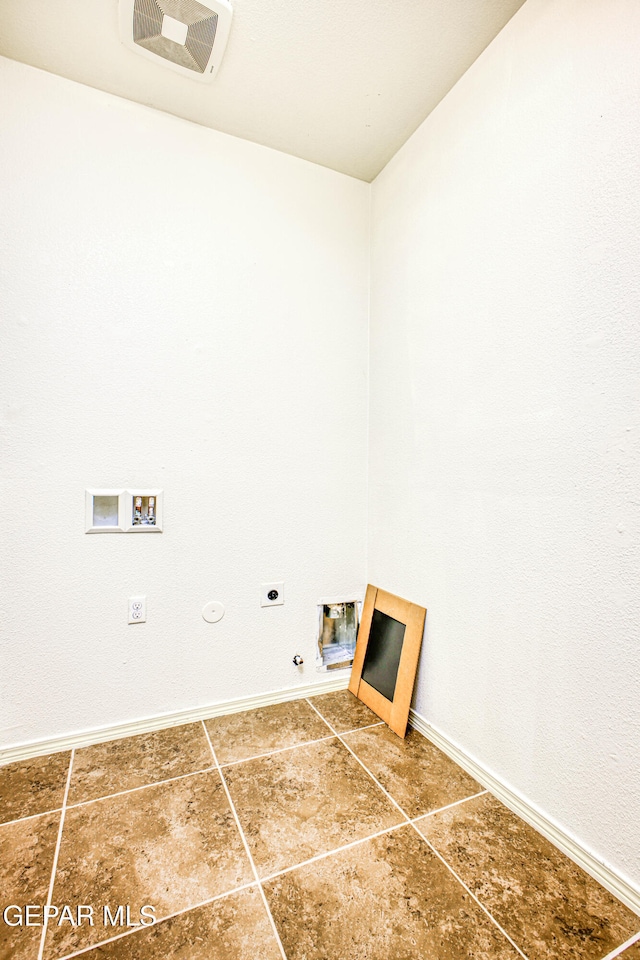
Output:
[
  {"xmin": 128, "ymin": 596, "xmax": 147, "ymax": 623},
  {"xmin": 261, "ymin": 582, "xmax": 284, "ymax": 607}
]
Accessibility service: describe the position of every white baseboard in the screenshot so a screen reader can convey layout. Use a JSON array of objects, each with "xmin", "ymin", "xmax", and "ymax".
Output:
[
  {"xmin": 409, "ymin": 708, "xmax": 640, "ymax": 918},
  {"xmin": 0, "ymin": 674, "xmax": 351, "ymax": 766}
]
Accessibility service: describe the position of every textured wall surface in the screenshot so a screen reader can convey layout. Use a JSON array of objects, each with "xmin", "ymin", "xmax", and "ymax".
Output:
[
  {"xmin": 0, "ymin": 58, "xmax": 369, "ymax": 750},
  {"xmin": 369, "ymin": 0, "xmax": 640, "ymax": 886}
]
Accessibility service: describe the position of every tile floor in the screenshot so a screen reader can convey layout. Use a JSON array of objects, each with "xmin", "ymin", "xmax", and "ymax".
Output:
[{"xmin": 1, "ymin": 690, "xmax": 639, "ymax": 960}]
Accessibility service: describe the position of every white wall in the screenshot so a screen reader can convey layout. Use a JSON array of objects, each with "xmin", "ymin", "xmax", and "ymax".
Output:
[
  {"xmin": 369, "ymin": 0, "xmax": 640, "ymax": 887},
  {"xmin": 0, "ymin": 58, "xmax": 369, "ymax": 750}
]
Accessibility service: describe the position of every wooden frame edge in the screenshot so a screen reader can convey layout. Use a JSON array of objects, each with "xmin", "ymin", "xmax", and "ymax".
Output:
[
  {"xmin": 348, "ymin": 583, "xmax": 377, "ymax": 696},
  {"xmin": 348, "ymin": 584, "xmax": 426, "ymax": 738}
]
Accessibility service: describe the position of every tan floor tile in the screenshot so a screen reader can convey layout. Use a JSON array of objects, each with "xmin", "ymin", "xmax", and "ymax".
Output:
[
  {"xmin": 417, "ymin": 792, "xmax": 640, "ymax": 960},
  {"xmin": 342, "ymin": 723, "xmax": 482, "ymax": 817},
  {"xmin": 0, "ymin": 752, "xmax": 70, "ymax": 824},
  {"xmin": 44, "ymin": 770, "xmax": 253, "ymax": 958},
  {"xmin": 620, "ymin": 938, "xmax": 640, "ymax": 958},
  {"xmin": 68, "ymin": 723, "xmax": 213, "ymax": 805},
  {"xmin": 308, "ymin": 689, "xmax": 379, "ymax": 733},
  {"xmin": 223, "ymin": 737, "xmax": 403, "ymax": 876},
  {"xmin": 0, "ymin": 812, "xmax": 59, "ymax": 960},
  {"xmin": 264, "ymin": 824, "xmax": 521, "ymax": 960},
  {"xmin": 205, "ymin": 700, "xmax": 331, "ymax": 765},
  {"xmin": 69, "ymin": 888, "xmax": 282, "ymax": 960}
]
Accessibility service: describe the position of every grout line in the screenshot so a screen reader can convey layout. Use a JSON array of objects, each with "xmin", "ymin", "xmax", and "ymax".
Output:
[
  {"xmin": 65, "ymin": 765, "xmax": 216, "ymax": 810},
  {"xmin": 305, "ymin": 698, "xmax": 529, "ymax": 960},
  {"xmin": 342, "ymin": 720, "xmax": 386, "ymax": 732},
  {"xmin": 412, "ymin": 789, "xmax": 489, "ymax": 821},
  {"xmin": 2, "ymin": 721, "xmax": 387, "ymax": 830},
  {"xmin": 600, "ymin": 931, "xmax": 640, "ymax": 960},
  {"xmin": 418, "ymin": 833, "xmax": 529, "ymax": 960},
  {"xmin": 305, "ymin": 699, "xmax": 410, "ymax": 821},
  {"xmin": 306, "ymin": 696, "xmax": 384, "ymax": 737},
  {"xmin": 220, "ymin": 735, "xmax": 336, "ymax": 767},
  {"xmin": 261, "ymin": 819, "xmax": 411, "ymax": 884},
  {"xmin": 218, "ymin": 720, "xmax": 386, "ymax": 770},
  {"xmin": 262, "ymin": 790, "xmax": 491, "ymax": 884},
  {"xmin": 1, "ymin": 765, "xmax": 217, "ymax": 829},
  {"xmin": 56, "ymin": 881, "xmax": 260, "ymax": 960},
  {"xmin": 38, "ymin": 749, "xmax": 75, "ymax": 960},
  {"xmin": 301, "ymin": 698, "xmax": 338, "ymax": 735},
  {"xmin": 201, "ymin": 721, "xmax": 288, "ymax": 960},
  {"xmin": 0, "ymin": 807, "xmax": 64, "ymax": 829}
]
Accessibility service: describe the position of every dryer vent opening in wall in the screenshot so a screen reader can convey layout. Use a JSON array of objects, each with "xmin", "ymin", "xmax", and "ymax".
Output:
[
  {"xmin": 317, "ymin": 601, "xmax": 360, "ymax": 671},
  {"xmin": 119, "ymin": 0, "xmax": 233, "ymax": 81}
]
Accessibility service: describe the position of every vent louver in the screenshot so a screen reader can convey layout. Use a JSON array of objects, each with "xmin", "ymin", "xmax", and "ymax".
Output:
[{"xmin": 120, "ymin": 0, "xmax": 232, "ymax": 82}]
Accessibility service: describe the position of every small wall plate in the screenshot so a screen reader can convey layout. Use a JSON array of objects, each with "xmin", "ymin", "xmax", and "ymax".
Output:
[
  {"xmin": 261, "ymin": 582, "xmax": 284, "ymax": 606},
  {"xmin": 85, "ymin": 489, "xmax": 127, "ymax": 533},
  {"xmin": 202, "ymin": 601, "xmax": 225, "ymax": 623},
  {"xmin": 126, "ymin": 489, "xmax": 163, "ymax": 533}
]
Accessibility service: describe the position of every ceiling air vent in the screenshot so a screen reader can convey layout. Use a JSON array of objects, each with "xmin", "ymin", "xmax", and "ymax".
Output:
[{"xmin": 119, "ymin": 0, "xmax": 233, "ymax": 81}]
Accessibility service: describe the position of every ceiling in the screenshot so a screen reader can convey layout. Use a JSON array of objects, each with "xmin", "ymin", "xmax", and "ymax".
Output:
[{"xmin": 0, "ymin": 0, "xmax": 526, "ymax": 181}]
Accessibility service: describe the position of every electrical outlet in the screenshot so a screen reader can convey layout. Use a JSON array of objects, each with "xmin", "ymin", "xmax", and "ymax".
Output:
[
  {"xmin": 261, "ymin": 582, "xmax": 284, "ymax": 607},
  {"xmin": 128, "ymin": 596, "xmax": 146, "ymax": 623}
]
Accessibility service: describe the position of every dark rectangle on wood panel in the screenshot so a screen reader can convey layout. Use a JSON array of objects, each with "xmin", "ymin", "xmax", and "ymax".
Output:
[{"xmin": 361, "ymin": 609, "xmax": 406, "ymax": 702}]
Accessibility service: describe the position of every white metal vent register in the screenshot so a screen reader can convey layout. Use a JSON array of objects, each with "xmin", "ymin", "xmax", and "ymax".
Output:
[{"xmin": 120, "ymin": 0, "xmax": 232, "ymax": 81}]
